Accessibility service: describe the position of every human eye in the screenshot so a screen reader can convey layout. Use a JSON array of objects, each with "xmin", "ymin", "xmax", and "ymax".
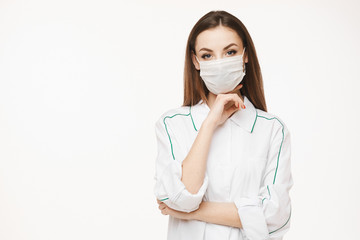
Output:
[
  {"xmin": 226, "ymin": 50, "xmax": 237, "ymax": 56},
  {"xmin": 201, "ymin": 53, "xmax": 212, "ymax": 60}
]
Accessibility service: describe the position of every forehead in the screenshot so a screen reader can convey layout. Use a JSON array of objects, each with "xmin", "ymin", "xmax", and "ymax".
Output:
[{"xmin": 195, "ymin": 26, "xmax": 243, "ymax": 51}]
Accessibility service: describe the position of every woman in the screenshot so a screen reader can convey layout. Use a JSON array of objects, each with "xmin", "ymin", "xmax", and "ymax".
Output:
[{"xmin": 153, "ymin": 10, "xmax": 293, "ymax": 240}]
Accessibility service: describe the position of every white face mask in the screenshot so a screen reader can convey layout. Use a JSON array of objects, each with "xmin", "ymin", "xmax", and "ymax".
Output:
[{"xmin": 196, "ymin": 47, "xmax": 246, "ymax": 95}]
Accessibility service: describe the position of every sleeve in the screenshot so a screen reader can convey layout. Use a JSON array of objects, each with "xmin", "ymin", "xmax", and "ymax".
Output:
[
  {"xmin": 234, "ymin": 119, "xmax": 293, "ymax": 240},
  {"xmin": 153, "ymin": 116, "xmax": 209, "ymax": 213}
]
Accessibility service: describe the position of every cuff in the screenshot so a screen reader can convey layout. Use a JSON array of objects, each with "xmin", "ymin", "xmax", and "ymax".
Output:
[
  {"xmin": 234, "ymin": 197, "xmax": 269, "ymax": 240},
  {"xmin": 155, "ymin": 160, "xmax": 208, "ymax": 213}
]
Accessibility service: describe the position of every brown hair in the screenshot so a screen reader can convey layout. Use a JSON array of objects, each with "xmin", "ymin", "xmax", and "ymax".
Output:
[{"xmin": 182, "ymin": 10, "xmax": 267, "ymax": 112}]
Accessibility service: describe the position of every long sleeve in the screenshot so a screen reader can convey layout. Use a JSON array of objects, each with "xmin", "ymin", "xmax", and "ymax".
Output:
[
  {"xmin": 234, "ymin": 119, "xmax": 293, "ymax": 240},
  {"xmin": 153, "ymin": 115, "xmax": 209, "ymax": 213}
]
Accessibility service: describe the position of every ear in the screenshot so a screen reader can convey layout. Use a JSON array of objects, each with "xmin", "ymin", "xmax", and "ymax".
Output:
[
  {"xmin": 191, "ymin": 51, "xmax": 200, "ymax": 70},
  {"xmin": 243, "ymin": 49, "xmax": 248, "ymax": 71}
]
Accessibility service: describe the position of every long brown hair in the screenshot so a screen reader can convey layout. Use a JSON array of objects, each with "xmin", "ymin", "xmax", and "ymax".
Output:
[{"xmin": 182, "ymin": 10, "xmax": 267, "ymax": 112}]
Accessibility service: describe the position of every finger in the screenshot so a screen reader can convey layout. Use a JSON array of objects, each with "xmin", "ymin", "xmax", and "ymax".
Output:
[
  {"xmin": 229, "ymin": 93, "xmax": 245, "ymax": 109},
  {"xmin": 224, "ymin": 104, "xmax": 240, "ymax": 118},
  {"xmin": 161, "ymin": 208, "xmax": 168, "ymax": 215},
  {"xmin": 158, "ymin": 204, "xmax": 166, "ymax": 210},
  {"xmin": 222, "ymin": 93, "xmax": 243, "ymax": 108},
  {"xmin": 217, "ymin": 93, "xmax": 244, "ymax": 111}
]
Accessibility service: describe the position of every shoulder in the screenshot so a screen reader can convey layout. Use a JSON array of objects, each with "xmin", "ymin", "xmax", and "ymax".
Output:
[
  {"xmin": 155, "ymin": 105, "xmax": 191, "ymax": 128},
  {"xmin": 255, "ymin": 109, "xmax": 290, "ymax": 136}
]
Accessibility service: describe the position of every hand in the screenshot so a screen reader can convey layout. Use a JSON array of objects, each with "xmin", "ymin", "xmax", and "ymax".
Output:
[
  {"xmin": 156, "ymin": 199, "xmax": 194, "ymax": 220},
  {"xmin": 206, "ymin": 84, "xmax": 245, "ymax": 127}
]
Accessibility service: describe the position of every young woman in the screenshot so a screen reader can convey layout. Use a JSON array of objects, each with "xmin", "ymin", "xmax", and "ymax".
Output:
[{"xmin": 153, "ymin": 10, "xmax": 293, "ymax": 240}]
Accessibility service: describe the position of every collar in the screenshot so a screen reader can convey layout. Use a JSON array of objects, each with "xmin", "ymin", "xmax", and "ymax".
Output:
[{"xmin": 191, "ymin": 95, "xmax": 258, "ymax": 133}]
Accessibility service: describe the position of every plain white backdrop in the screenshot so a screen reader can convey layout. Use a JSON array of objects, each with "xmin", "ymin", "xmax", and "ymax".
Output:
[{"xmin": 1, "ymin": 0, "xmax": 359, "ymax": 239}]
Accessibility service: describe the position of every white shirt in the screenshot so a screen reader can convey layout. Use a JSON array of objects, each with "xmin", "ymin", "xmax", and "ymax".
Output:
[{"xmin": 153, "ymin": 95, "xmax": 293, "ymax": 240}]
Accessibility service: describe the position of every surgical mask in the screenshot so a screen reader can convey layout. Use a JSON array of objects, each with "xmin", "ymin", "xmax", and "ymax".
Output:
[{"xmin": 196, "ymin": 47, "xmax": 246, "ymax": 95}]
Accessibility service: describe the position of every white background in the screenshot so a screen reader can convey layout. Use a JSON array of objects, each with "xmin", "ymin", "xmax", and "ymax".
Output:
[{"xmin": 1, "ymin": 0, "xmax": 359, "ymax": 239}]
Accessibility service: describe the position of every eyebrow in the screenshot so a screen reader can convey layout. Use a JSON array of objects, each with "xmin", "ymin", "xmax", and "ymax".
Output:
[{"xmin": 199, "ymin": 43, "xmax": 238, "ymax": 52}]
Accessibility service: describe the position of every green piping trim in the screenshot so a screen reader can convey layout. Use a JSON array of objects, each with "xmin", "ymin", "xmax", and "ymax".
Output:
[
  {"xmin": 262, "ymin": 185, "xmax": 271, "ymax": 204},
  {"xmin": 163, "ymin": 106, "xmax": 198, "ymax": 160},
  {"xmin": 160, "ymin": 197, "xmax": 169, "ymax": 201},
  {"xmin": 257, "ymin": 115, "xmax": 285, "ymax": 184},
  {"xmin": 189, "ymin": 105, "xmax": 198, "ymax": 132},
  {"xmin": 269, "ymin": 205, "xmax": 292, "ymax": 234},
  {"xmin": 260, "ymin": 185, "xmax": 291, "ymax": 234},
  {"xmin": 250, "ymin": 109, "xmax": 258, "ymax": 133},
  {"xmin": 257, "ymin": 115, "xmax": 290, "ymax": 235}
]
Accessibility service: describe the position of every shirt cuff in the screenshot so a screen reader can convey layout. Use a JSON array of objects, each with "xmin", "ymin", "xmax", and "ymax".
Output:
[
  {"xmin": 155, "ymin": 160, "xmax": 208, "ymax": 213},
  {"xmin": 234, "ymin": 197, "xmax": 270, "ymax": 240}
]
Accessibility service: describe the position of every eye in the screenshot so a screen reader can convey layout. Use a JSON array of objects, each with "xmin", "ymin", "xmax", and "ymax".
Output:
[
  {"xmin": 201, "ymin": 54, "xmax": 212, "ymax": 60},
  {"xmin": 226, "ymin": 50, "xmax": 237, "ymax": 56}
]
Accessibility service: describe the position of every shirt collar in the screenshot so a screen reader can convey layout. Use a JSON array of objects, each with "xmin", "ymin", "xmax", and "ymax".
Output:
[{"xmin": 191, "ymin": 95, "xmax": 258, "ymax": 133}]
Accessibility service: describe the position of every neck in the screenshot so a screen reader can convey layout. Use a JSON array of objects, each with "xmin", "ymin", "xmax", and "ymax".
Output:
[{"xmin": 206, "ymin": 90, "xmax": 244, "ymax": 109}]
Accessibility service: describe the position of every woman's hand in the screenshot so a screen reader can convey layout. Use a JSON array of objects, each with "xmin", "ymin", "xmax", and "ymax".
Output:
[
  {"xmin": 156, "ymin": 199, "xmax": 195, "ymax": 220},
  {"xmin": 206, "ymin": 84, "xmax": 245, "ymax": 127}
]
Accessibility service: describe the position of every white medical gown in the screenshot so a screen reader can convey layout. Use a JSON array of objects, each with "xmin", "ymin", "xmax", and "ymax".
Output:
[{"xmin": 153, "ymin": 95, "xmax": 293, "ymax": 240}]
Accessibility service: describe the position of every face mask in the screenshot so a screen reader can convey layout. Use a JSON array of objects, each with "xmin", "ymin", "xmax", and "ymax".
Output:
[{"xmin": 196, "ymin": 47, "xmax": 246, "ymax": 95}]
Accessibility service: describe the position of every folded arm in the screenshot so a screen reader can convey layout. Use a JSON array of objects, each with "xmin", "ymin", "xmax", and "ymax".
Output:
[
  {"xmin": 153, "ymin": 114, "xmax": 215, "ymax": 213},
  {"xmin": 157, "ymin": 199, "xmax": 242, "ymax": 229},
  {"xmin": 193, "ymin": 201, "xmax": 242, "ymax": 228},
  {"xmin": 158, "ymin": 118, "xmax": 293, "ymax": 240},
  {"xmin": 233, "ymin": 118, "xmax": 293, "ymax": 239}
]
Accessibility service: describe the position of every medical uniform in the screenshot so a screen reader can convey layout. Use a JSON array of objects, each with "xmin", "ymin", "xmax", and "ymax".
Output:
[{"xmin": 153, "ymin": 95, "xmax": 293, "ymax": 240}]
